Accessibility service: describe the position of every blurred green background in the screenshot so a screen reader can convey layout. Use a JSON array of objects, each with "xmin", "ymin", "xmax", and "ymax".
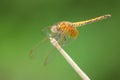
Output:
[{"xmin": 0, "ymin": 0, "xmax": 120, "ymax": 80}]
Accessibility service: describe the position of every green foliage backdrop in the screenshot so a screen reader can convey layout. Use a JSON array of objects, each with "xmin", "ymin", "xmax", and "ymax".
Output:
[{"xmin": 0, "ymin": 0, "xmax": 120, "ymax": 80}]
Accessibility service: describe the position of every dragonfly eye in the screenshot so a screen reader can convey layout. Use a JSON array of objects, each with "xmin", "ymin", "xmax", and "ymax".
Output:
[{"xmin": 51, "ymin": 25, "xmax": 58, "ymax": 33}]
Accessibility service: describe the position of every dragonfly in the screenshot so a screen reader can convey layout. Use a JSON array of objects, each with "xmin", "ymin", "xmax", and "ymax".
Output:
[{"xmin": 30, "ymin": 14, "xmax": 111, "ymax": 65}]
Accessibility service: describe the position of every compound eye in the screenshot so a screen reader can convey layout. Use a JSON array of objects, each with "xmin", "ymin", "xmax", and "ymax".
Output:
[{"xmin": 51, "ymin": 25, "xmax": 58, "ymax": 33}]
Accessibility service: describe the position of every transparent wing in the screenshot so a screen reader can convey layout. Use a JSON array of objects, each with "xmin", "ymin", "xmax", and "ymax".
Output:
[
  {"xmin": 29, "ymin": 37, "xmax": 49, "ymax": 59},
  {"xmin": 43, "ymin": 47, "xmax": 56, "ymax": 66}
]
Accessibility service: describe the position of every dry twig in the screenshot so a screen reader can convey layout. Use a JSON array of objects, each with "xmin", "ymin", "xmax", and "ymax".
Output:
[{"xmin": 49, "ymin": 36, "xmax": 90, "ymax": 80}]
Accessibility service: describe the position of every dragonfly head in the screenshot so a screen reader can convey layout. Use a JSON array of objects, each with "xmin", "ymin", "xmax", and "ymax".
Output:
[{"xmin": 51, "ymin": 25, "xmax": 58, "ymax": 33}]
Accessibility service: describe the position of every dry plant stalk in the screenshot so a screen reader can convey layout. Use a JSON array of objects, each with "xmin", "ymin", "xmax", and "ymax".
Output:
[{"xmin": 49, "ymin": 36, "xmax": 90, "ymax": 80}]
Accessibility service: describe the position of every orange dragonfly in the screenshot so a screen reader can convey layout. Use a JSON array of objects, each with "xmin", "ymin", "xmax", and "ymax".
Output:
[{"xmin": 30, "ymin": 14, "xmax": 111, "ymax": 64}]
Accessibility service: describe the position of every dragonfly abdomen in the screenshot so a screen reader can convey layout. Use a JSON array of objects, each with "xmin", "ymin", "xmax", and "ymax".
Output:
[{"xmin": 72, "ymin": 14, "xmax": 111, "ymax": 27}]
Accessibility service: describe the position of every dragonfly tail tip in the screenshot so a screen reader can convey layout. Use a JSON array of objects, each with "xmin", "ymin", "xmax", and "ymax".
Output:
[{"xmin": 104, "ymin": 14, "xmax": 111, "ymax": 18}]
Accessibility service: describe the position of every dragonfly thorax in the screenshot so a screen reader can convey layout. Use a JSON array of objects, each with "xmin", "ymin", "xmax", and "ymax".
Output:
[{"xmin": 57, "ymin": 22, "xmax": 79, "ymax": 39}]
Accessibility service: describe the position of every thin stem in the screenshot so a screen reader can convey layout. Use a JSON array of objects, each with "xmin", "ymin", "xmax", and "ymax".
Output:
[{"xmin": 49, "ymin": 36, "xmax": 90, "ymax": 80}]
